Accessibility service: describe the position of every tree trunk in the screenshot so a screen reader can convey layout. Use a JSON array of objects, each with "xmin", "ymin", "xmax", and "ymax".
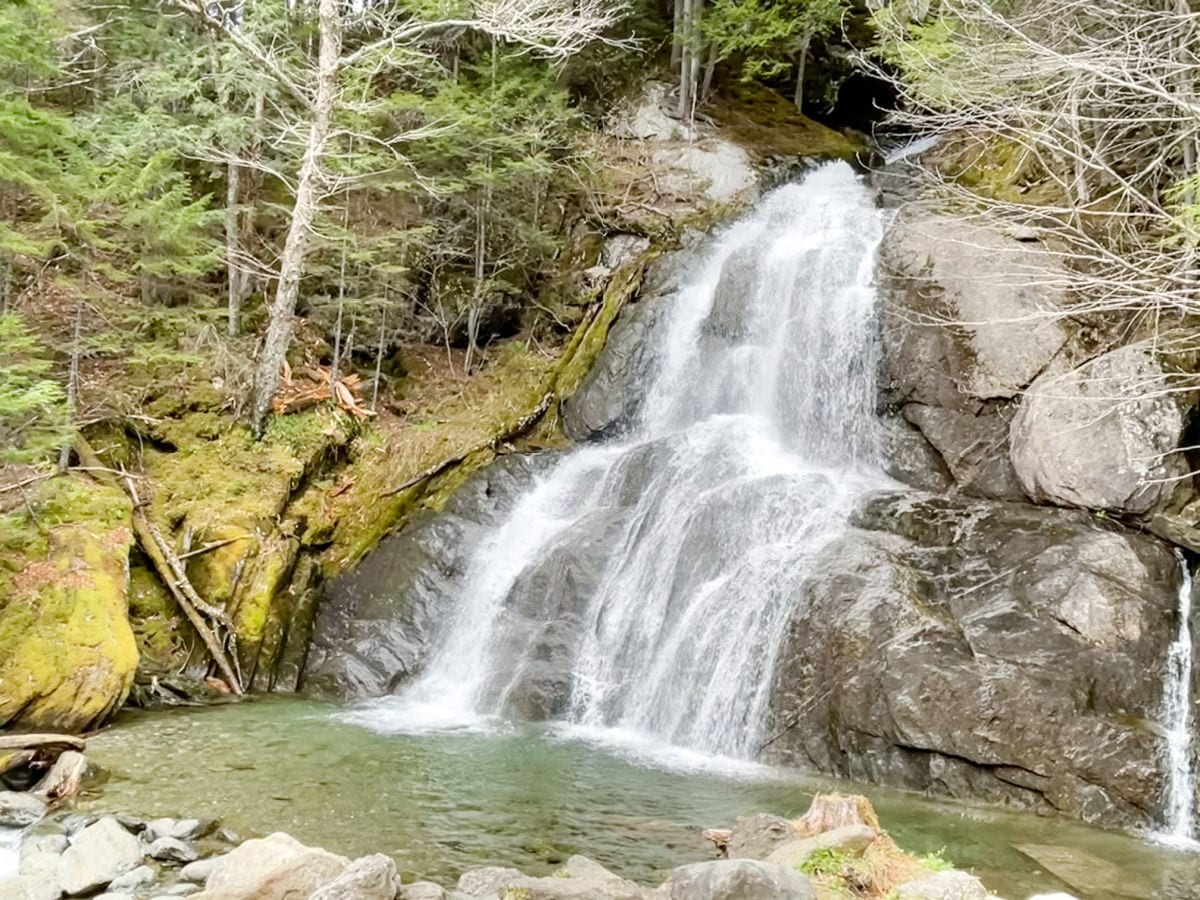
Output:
[
  {"xmin": 671, "ymin": 0, "xmax": 684, "ymax": 69},
  {"xmin": 676, "ymin": 0, "xmax": 693, "ymax": 122},
  {"xmin": 700, "ymin": 41, "xmax": 719, "ymax": 101},
  {"xmin": 225, "ymin": 160, "xmax": 242, "ymax": 336},
  {"xmin": 248, "ymin": 0, "xmax": 341, "ymax": 438},
  {"xmin": 793, "ymin": 36, "xmax": 810, "ymax": 110}
]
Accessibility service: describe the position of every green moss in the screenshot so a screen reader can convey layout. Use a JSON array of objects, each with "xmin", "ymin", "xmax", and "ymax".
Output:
[
  {"xmin": 918, "ymin": 850, "xmax": 954, "ymax": 873},
  {"xmin": 708, "ymin": 81, "xmax": 859, "ymax": 162},
  {"xmin": 0, "ymin": 479, "xmax": 138, "ymax": 733},
  {"xmin": 799, "ymin": 848, "xmax": 853, "ymax": 877}
]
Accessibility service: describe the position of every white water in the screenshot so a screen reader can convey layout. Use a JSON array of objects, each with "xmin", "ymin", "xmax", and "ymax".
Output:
[
  {"xmin": 1156, "ymin": 555, "xmax": 1198, "ymax": 847},
  {"xmin": 348, "ymin": 163, "xmax": 892, "ymax": 764}
]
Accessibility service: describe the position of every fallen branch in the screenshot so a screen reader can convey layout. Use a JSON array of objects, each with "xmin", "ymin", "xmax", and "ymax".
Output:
[
  {"xmin": 75, "ymin": 437, "xmax": 244, "ymax": 695},
  {"xmin": 177, "ymin": 535, "xmax": 252, "ymax": 561},
  {"xmin": 0, "ymin": 734, "xmax": 86, "ymax": 753},
  {"xmin": 381, "ymin": 391, "xmax": 555, "ymax": 497}
]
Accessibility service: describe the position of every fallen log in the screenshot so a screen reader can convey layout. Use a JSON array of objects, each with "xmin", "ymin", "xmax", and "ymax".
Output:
[
  {"xmin": 0, "ymin": 734, "xmax": 86, "ymax": 753},
  {"xmin": 32, "ymin": 750, "xmax": 88, "ymax": 804},
  {"xmin": 74, "ymin": 437, "xmax": 244, "ymax": 695}
]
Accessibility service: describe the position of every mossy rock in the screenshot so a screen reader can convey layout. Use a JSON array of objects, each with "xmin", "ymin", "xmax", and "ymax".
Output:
[{"xmin": 0, "ymin": 480, "xmax": 138, "ymax": 733}]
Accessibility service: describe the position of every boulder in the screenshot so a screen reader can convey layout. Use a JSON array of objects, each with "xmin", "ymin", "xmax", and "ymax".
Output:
[
  {"xmin": 0, "ymin": 482, "xmax": 139, "ymax": 733},
  {"xmin": 192, "ymin": 833, "xmax": 348, "ymax": 900},
  {"xmin": 147, "ymin": 837, "xmax": 198, "ymax": 864},
  {"xmin": 456, "ymin": 867, "xmax": 526, "ymax": 896},
  {"xmin": 160, "ymin": 887, "xmax": 201, "ymax": 897},
  {"xmin": 651, "ymin": 142, "xmax": 758, "ymax": 206},
  {"xmin": 58, "ymin": 817, "xmax": 142, "ymax": 896},
  {"xmin": 1010, "ymin": 342, "xmax": 1191, "ymax": 514},
  {"xmin": 179, "ymin": 857, "xmax": 222, "ymax": 883},
  {"xmin": 0, "ymin": 792, "xmax": 47, "ymax": 828},
  {"xmin": 766, "ymin": 491, "xmax": 1183, "ymax": 828},
  {"xmin": 880, "ymin": 210, "xmax": 1068, "ymax": 411},
  {"xmin": 661, "ymin": 859, "xmax": 815, "ymax": 900},
  {"xmin": 894, "ymin": 871, "xmax": 996, "ymax": 899},
  {"xmin": 456, "ymin": 859, "xmax": 644, "ymax": 900},
  {"xmin": 309, "ymin": 854, "xmax": 399, "ymax": 900},
  {"xmin": 902, "ymin": 404, "xmax": 1026, "ymax": 501}
]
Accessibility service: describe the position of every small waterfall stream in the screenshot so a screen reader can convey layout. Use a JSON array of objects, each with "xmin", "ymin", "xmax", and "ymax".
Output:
[
  {"xmin": 351, "ymin": 163, "xmax": 893, "ymax": 763},
  {"xmin": 1159, "ymin": 555, "xmax": 1197, "ymax": 845}
]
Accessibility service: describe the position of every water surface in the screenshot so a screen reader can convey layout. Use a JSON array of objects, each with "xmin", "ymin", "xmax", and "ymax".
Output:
[{"xmin": 83, "ymin": 698, "xmax": 1199, "ymax": 899}]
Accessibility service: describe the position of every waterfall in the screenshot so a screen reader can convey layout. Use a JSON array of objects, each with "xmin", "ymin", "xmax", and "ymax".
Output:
[
  {"xmin": 348, "ymin": 163, "xmax": 892, "ymax": 763},
  {"xmin": 1159, "ymin": 554, "xmax": 1197, "ymax": 846}
]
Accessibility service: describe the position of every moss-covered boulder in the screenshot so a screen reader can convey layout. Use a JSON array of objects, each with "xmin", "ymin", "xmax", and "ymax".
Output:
[{"xmin": 0, "ymin": 480, "xmax": 138, "ymax": 733}]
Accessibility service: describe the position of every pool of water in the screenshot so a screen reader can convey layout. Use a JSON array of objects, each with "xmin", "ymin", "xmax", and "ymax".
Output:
[{"xmin": 81, "ymin": 697, "xmax": 1200, "ymax": 898}]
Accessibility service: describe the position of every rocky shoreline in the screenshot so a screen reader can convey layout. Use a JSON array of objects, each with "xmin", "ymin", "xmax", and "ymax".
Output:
[{"xmin": 0, "ymin": 741, "xmax": 1080, "ymax": 900}]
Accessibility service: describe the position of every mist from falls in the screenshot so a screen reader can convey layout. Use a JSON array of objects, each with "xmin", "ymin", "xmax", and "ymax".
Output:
[{"xmin": 348, "ymin": 162, "xmax": 893, "ymax": 762}]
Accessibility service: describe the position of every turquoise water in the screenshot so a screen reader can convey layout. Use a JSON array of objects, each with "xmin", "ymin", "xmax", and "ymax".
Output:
[{"xmin": 82, "ymin": 697, "xmax": 1198, "ymax": 898}]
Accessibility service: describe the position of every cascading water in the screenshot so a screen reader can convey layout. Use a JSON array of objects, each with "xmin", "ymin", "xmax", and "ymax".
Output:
[
  {"xmin": 0, "ymin": 828, "xmax": 19, "ymax": 880},
  {"xmin": 1158, "ymin": 555, "xmax": 1198, "ymax": 846},
  {"xmin": 348, "ymin": 162, "xmax": 892, "ymax": 763}
]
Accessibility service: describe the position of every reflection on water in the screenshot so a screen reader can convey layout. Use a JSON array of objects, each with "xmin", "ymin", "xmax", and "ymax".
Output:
[{"xmin": 82, "ymin": 698, "xmax": 1200, "ymax": 898}]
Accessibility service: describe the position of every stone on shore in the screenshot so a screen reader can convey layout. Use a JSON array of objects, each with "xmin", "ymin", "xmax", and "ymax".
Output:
[
  {"xmin": 147, "ymin": 836, "xmax": 199, "ymax": 864},
  {"xmin": 662, "ymin": 859, "xmax": 815, "ymax": 900},
  {"xmin": 894, "ymin": 870, "xmax": 997, "ymax": 899},
  {"xmin": 58, "ymin": 817, "xmax": 142, "ymax": 896},
  {"xmin": 725, "ymin": 814, "xmax": 794, "ymax": 860},
  {"xmin": 0, "ymin": 874, "xmax": 62, "ymax": 900},
  {"xmin": 456, "ymin": 857, "xmax": 645, "ymax": 899},
  {"xmin": 399, "ymin": 881, "xmax": 448, "ymax": 900},
  {"xmin": 192, "ymin": 832, "xmax": 348, "ymax": 900},
  {"xmin": 108, "ymin": 865, "xmax": 156, "ymax": 892},
  {"xmin": 309, "ymin": 853, "xmax": 399, "ymax": 900},
  {"xmin": 144, "ymin": 819, "xmax": 214, "ymax": 843},
  {"xmin": 0, "ymin": 791, "xmax": 48, "ymax": 828},
  {"xmin": 763, "ymin": 825, "xmax": 877, "ymax": 868},
  {"xmin": 179, "ymin": 857, "xmax": 223, "ymax": 883}
]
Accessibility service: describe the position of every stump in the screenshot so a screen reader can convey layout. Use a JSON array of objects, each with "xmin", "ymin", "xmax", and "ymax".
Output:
[{"xmin": 793, "ymin": 793, "xmax": 881, "ymax": 837}]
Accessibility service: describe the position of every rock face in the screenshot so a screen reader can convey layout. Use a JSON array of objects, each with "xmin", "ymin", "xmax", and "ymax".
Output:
[
  {"xmin": 1010, "ymin": 342, "xmax": 1191, "ymax": 514},
  {"xmin": 303, "ymin": 455, "xmax": 550, "ymax": 697},
  {"xmin": 879, "ymin": 209, "xmax": 1070, "ymax": 501},
  {"xmin": 0, "ymin": 482, "xmax": 139, "ymax": 733},
  {"xmin": 766, "ymin": 491, "xmax": 1182, "ymax": 826}
]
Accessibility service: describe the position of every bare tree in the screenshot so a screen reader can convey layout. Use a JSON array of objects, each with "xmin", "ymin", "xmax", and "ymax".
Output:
[{"xmin": 170, "ymin": 0, "xmax": 628, "ymax": 436}]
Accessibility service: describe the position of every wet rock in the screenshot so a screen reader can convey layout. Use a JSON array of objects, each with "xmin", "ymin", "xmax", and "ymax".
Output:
[
  {"xmin": 31, "ymin": 752, "xmax": 89, "ymax": 805},
  {"xmin": 309, "ymin": 854, "xmax": 399, "ymax": 900},
  {"xmin": 902, "ymin": 403, "xmax": 1026, "ymax": 501},
  {"xmin": 193, "ymin": 832, "xmax": 348, "ymax": 900},
  {"xmin": 556, "ymin": 855, "xmax": 626, "ymax": 881},
  {"xmin": 767, "ymin": 491, "xmax": 1182, "ymax": 828},
  {"xmin": 399, "ymin": 881, "xmax": 448, "ymax": 900},
  {"xmin": 19, "ymin": 848, "xmax": 62, "ymax": 882},
  {"xmin": 725, "ymin": 814, "xmax": 794, "ymax": 860},
  {"xmin": 763, "ymin": 825, "xmax": 877, "ymax": 868},
  {"xmin": 0, "ymin": 791, "xmax": 47, "ymax": 827},
  {"xmin": 58, "ymin": 817, "xmax": 142, "ymax": 896},
  {"xmin": 147, "ymin": 837, "xmax": 198, "ymax": 864},
  {"xmin": 662, "ymin": 859, "xmax": 815, "ymax": 900},
  {"xmin": 894, "ymin": 870, "xmax": 996, "ymax": 899},
  {"xmin": 304, "ymin": 455, "xmax": 549, "ymax": 698},
  {"xmin": 1010, "ymin": 342, "xmax": 1191, "ymax": 515},
  {"xmin": 22, "ymin": 834, "xmax": 68, "ymax": 858},
  {"xmin": 877, "ymin": 416, "xmax": 955, "ymax": 494},
  {"xmin": 0, "ymin": 876, "xmax": 63, "ymax": 900},
  {"xmin": 107, "ymin": 865, "xmax": 156, "ymax": 892},
  {"xmin": 880, "ymin": 210, "xmax": 1068, "ymax": 411}
]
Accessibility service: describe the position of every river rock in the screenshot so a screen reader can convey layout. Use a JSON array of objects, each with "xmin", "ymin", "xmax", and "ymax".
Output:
[
  {"xmin": 1010, "ymin": 342, "xmax": 1190, "ymax": 515},
  {"xmin": 661, "ymin": 859, "xmax": 815, "ymax": 900},
  {"xmin": 880, "ymin": 210, "xmax": 1068, "ymax": 411},
  {"xmin": 399, "ymin": 882, "xmax": 448, "ymax": 900},
  {"xmin": 143, "ymin": 818, "xmax": 214, "ymax": 843},
  {"xmin": 309, "ymin": 854, "xmax": 399, "ymax": 900},
  {"xmin": 766, "ymin": 491, "xmax": 1182, "ymax": 828},
  {"xmin": 894, "ymin": 871, "xmax": 996, "ymax": 899},
  {"xmin": 179, "ymin": 857, "xmax": 222, "ymax": 883},
  {"xmin": 160, "ymin": 886, "xmax": 201, "ymax": 897},
  {"xmin": 456, "ymin": 859, "xmax": 644, "ymax": 900},
  {"xmin": 31, "ymin": 751, "xmax": 89, "ymax": 804},
  {"xmin": 192, "ymin": 832, "xmax": 348, "ymax": 900},
  {"xmin": 0, "ymin": 876, "xmax": 63, "ymax": 900},
  {"xmin": 456, "ymin": 867, "xmax": 526, "ymax": 896},
  {"xmin": 23, "ymin": 834, "xmax": 68, "ymax": 858},
  {"xmin": 58, "ymin": 817, "xmax": 142, "ymax": 896},
  {"xmin": 725, "ymin": 814, "xmax": 794, "ymax": 860},
  {"xmin": 0, "ymin": 792, "xmax": 47, "ymax": 828},
  {"xmin": 108, "ymin": 865, "xmax": 156, "ymax": 892},
  {"xmin": 147, "ymin": 836, "xmax": 199, "ymax": 864},
  {"xmin": 763, "ymin": 825, "xmax": 877, "ymax": 868}
]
